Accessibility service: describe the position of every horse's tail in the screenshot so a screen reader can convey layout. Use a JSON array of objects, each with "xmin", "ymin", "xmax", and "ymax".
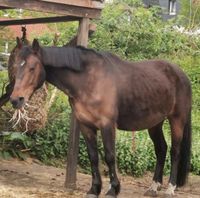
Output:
[{"xmin": 177, "ymin": 109, "xmax": 192, "ymax": 187}]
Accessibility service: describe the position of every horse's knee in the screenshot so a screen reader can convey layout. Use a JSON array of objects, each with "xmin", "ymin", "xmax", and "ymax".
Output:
[
  {"xmin": 170, "ymin": 144, "xmax": 181, "ymax": 160},
  {"xmin": 105, "ymin": 153, "xmax": 115, "ymax": 166},
  {"xmin": 88, "ymin": 151, "xmax": 98, "ymax": 166}
]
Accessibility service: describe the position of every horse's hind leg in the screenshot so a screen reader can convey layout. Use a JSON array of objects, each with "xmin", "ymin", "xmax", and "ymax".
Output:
[
  {"xmin": 81, "ymin": 124, "xmax": 102, "ymax": 198},
  {"xmin": 144, "ymin": 121, "xmax": 167, "ymax": 197},
  {"xmin": 101, "ymin": 124, "xmax": 120, "ymax": 198},
  {"xmin": 164, "ymin": 115, "xmax": 191, "ymax": 197}
]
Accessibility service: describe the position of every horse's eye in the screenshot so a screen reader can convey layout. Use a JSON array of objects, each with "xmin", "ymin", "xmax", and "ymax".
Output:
[{"xmin": 20, "ymin": 60, "xmax": 26, "ymax": 67}]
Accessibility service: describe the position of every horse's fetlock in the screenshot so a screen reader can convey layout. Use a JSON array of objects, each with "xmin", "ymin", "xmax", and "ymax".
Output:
[
  {"xmin": 89, "ymin": 182, "xmax": 102, "ymax": 195},
  {"xmin": 106, "ymin": 188, "xmax": 117, "ymax": 197},
  {"xmin": 109, "ymin": 181, "xmax": 120, "ymax": 195}
]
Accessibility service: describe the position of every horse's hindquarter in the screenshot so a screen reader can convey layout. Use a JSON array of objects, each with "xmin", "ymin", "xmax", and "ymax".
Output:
[{"xmin": 116, "ymin": 60, "xmax": 179, "ymax": 131}]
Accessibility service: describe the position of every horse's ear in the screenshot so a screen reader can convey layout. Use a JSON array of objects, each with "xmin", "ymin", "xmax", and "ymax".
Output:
[
  {"xmin": 16, "ymin": 37, "xmax": 22, "ymax": 49},
  {"xmin": 32, "ymin": 39, "xmax": 40, "ymax": 52}
]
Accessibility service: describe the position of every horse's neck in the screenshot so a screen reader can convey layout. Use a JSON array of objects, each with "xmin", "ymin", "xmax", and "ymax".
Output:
[
  {"xmin": 42, "ymin": 46, "xmax": 101, "ymax": 97},
  {"xmin": 45, "ymin": 67, "xmax": 79, "ymax": 97}
]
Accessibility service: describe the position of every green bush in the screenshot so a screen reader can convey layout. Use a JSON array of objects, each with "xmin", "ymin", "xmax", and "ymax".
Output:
[
  {"xmin": 30, "ymin": 91, "xmax": 71, "ymax": 165},
  {"xmin": 116, "ymin": 132, "xmax": 155, "ymax": 176}
]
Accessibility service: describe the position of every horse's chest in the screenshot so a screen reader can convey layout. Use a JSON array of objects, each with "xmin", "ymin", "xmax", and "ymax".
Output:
[
  {"xmin": 71, "ymin": 94, "xmax": 117, "ymax": 128},
  {"xmin": 72, "ymin": 98, "xmax": 106, "ymax": 128}
]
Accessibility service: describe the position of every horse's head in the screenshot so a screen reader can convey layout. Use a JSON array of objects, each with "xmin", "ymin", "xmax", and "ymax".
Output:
[
  {"xmin": 10, "ymin": 39, "xmax": 46, "ymax": 109},
  {"xmin": 8, "ymin": 37, "xmax": 30, "ymax": 81}
]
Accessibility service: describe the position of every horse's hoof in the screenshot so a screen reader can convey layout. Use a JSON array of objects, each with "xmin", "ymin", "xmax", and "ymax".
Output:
[
  {"xmin": 105, "ymin": 195, "xmax": 117, "ymax": 198},
  {"xmin": 163, "ymin": 193, "xmax": 174, "ymax": 198},
  {"xmin": 163, "ymin": 183, "xmax": 176, "ymax": 198},
  {"xmin": 144, "ymin": 189, "xmax": 158, "ymax": 197},
  {"xmin": 85, "ymin": 194, "xmax": 98, "ymax": 198}
]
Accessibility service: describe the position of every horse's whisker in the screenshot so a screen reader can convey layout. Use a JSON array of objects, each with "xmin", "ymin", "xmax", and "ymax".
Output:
[
  {"xmin": 9, "ymin": 110, "xmax": 19, "ymax": 122},
  {"xmin": 12, "ymin": 111, "xmax": 22, "ymax": 128},
  {"xmin": 22, "ymin": 119, "xmax": 30, "ymax": 134},
  {"xmin": 10, "ymin": 103, "xmax": 37, "ymax": 131},
  {"xmin": 25, "ymin": 103, "xmax": 37, "ymax": 109}
]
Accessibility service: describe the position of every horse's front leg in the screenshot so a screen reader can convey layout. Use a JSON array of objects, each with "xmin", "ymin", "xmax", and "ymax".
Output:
[
  {"xmin": 101, "ymin": 124, "xmax": 120, "ymax": 198},
  {"xmin": 81, "ymin": 124, "xmax": 102, "ymax": 198}
]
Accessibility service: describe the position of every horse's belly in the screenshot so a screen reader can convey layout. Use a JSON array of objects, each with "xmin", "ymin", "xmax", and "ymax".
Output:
[
  {"xmin": 117, "ymin": 111, "xmax": 168, "ymax": 131},
  {"xmin": 117, "ymin": 87, "xmax": 175, "ymax": 130}
]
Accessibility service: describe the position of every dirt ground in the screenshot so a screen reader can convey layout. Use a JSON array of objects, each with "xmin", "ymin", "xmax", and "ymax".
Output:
[{"xmin": 0, "ymin": 159, "xmax": 200, "ymax": 198}]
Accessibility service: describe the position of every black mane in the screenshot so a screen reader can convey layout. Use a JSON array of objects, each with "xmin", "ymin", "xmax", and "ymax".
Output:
[
  {"xmin": 41, "ymin": 46, "xmax": 123, "ymax": 71},
  {"xmin": 41, "ymin": 47, "xmax": 85, "ymax": 71},
  {"xmin": 20, "ymin": 45, "xmax": 121, "ymax": 71}
]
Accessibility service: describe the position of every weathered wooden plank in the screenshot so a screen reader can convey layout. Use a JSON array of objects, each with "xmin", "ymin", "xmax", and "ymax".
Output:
[
  {"xmin": 0, "ymin": 0, "xmax": 102, "ymax": 19},
  {"xmin": 40, "ymin": 0, "xmax": 104, "ymax": 9},
  {"xmin": 0, "ymin": 15, "xmax": 80, "ymax": 26}
]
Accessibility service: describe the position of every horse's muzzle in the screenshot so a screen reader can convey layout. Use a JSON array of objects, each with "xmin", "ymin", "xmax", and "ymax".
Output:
[{"xmin": 10, "ymin": 97, "xmax": 25, "ymax": 109}]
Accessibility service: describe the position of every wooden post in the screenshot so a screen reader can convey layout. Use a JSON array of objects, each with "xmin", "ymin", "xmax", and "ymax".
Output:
[
  {"xmin": 65, "ymin": 112, "xmax": 80, "ymax": 190},
  {"xmin": 77, "ymin": 18, "xmax": 89, "ymax": 46},
  {"xmin": 65, "ymin": 17, "xmax": 89, "ymax": 191}
]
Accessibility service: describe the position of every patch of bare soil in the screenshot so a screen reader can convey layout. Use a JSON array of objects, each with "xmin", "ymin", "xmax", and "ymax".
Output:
[{"xmin": 0, "ymin": 159, "xmax": 200, "ymax": 198}]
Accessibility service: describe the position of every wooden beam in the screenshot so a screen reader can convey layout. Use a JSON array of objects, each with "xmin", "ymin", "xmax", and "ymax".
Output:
[
  {"xmin": 0, "ymin": 15, "xmax": 80, "ymax": 26},
  {"xmin": 40, "ymin": 0, "xmax": 104, "ymax": 9},
  {"xmin": 65, "ymin": 17, "xmax": 89, "ymax": 191},
  {"xmin": 0, "ymin": 6, "xmax": 11, "ymax": 9},
  {"xmin": 0, "ymin": 0, "xmax": 102, "ymax": 19}
]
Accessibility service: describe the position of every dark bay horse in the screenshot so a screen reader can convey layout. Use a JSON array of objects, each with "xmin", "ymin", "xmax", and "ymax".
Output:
[{"xmin": 10, "ymin": 39, "xmax": 192, "ymax": 198}]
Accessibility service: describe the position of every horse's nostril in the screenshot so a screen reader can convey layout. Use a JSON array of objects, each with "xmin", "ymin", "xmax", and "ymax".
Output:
[
  {"xmin": 10, "ymin": 97, "xmax": 25, "ymax": 109},
  {"xmin": 19, "ymin": 97, "xmax": 24, "ymax": 102},
  {"xmin": 10, "ymin": 98, "xmax": 18, "ymax": 107}
]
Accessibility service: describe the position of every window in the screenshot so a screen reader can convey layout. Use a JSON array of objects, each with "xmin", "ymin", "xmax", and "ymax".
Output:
[{"xmin": 169, "ymin": 0, "xmax": 176, "ymax": 15}]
